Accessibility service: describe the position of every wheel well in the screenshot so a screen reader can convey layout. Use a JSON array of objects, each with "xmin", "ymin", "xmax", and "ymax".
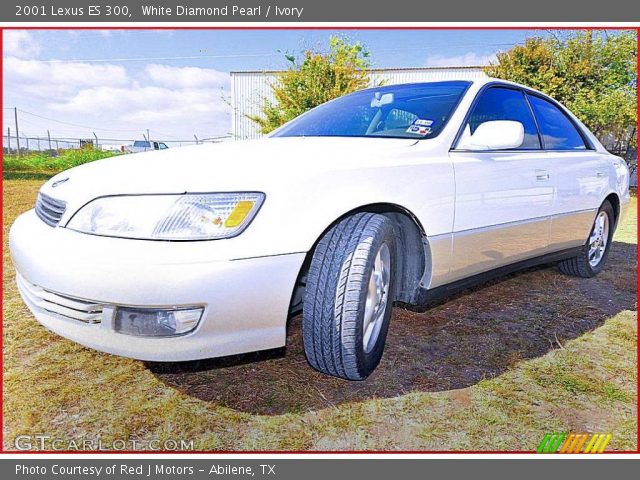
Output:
[
  {"xmin": 604, "ymin": 193, "xmax": 621, "ymax": 228},
  {"xmin": 288, "ymin": 204, "xmax": 428, "ymax": 315}
]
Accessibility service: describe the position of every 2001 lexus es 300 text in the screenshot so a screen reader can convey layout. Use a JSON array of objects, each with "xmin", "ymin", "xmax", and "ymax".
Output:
[{"xmin": 10, "ymin": 79, "xmax": 630, "ymax": 380}]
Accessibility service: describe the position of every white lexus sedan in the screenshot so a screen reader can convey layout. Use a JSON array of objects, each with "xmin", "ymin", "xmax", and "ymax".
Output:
[{"xmin": 10, "ymin": 79, "xmax": 630, "ymax": 380}]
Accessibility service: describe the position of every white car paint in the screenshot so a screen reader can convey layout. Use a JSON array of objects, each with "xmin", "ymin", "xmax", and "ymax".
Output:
[{"xmin": 9, "ymin": 78, "xmax": 631, "ymax": 362}]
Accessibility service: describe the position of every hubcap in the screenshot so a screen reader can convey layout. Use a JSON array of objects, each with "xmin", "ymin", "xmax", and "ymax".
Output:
[
  {"xmin": 362, "ymin": 243, "xmax": 391, "ymax": 353},
  {"xmin": 588, "ymin": 211, "xmax": 610, "ymax": 268}
]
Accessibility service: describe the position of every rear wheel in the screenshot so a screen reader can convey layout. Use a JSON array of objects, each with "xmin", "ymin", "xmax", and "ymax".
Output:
[
  {"xmin": 302, "ymin": 213, "xmax": 396, "ymax": 380},
  {"xmin": 558, "ymin": 201, "xmax": 615, "ymax": 278}
]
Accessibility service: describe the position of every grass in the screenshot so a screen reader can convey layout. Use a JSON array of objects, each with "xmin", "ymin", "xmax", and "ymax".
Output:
[
  {"xmin": 2, "ymin": 179, "xmax": 637, "ymax": 451},
  {"xmin": 3, "ymin": 149, "xmax": 118, "ymax": 177}
]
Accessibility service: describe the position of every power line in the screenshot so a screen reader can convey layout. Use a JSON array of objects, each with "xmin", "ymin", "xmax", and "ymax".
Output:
[
  {"xmin": 15, "ymin": 108, "xmax": 145, "ymax": 133},
  {"xmin": 5, "ymin": 108, "xmax": 229, "ymax": 142},
  {"xmin": 21, "ymin": 43, "xmax": 522, "ymax": 65},
  {"xmin": 60, "ymin": 30, "xmax": 174, "ymax": 40},
  {"xmin": 37, "ymin": 52, "xmax": 283, "ymax": 64},
  {"xmin": 3, "ymin": 133, "xmax": 231, "ymax": 144}
]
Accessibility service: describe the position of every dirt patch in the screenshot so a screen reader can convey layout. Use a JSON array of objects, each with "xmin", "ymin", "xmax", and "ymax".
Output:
[{"xmin": 148, "ymin": 242, "xmax": 636, "ymax": 415}]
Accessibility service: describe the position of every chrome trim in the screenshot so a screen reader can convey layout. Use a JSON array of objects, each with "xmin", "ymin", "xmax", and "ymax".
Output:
[
  {"xmin": 552, "ymin": 208, "xmax": 597, "ymax": 217},
  {"xmin": 16, "ymin": 274, "xmax": 104, "ymax": 324},
  {"xmin": 453, "ymin": 213, "xmax": 549, "ymax": 236},
  {"xmin": 452, "ymin": 208, "xmax": 596, "ymax": 236},
  {"xmin": 35, "ymin": 192, "xmax": 67, "ymax": 227}
]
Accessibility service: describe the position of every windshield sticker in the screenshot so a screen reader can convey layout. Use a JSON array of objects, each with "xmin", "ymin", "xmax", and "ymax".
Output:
[
  {"xmin": 413, "ymin": 119, "xmax": 434, "ymax": 127},
  {"xmin": 406, "ymin": 125, "xmax": 432, "ymax": 136}
]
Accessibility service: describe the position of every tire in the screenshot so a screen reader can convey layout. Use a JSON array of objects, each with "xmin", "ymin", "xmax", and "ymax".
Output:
[
  {"xmin": 558, "ymin": 201, "xmax": 615, "ymax": 278},
  {"xmin": 302, "ymin": 212, "xmax": 396, "ymax": 380}
]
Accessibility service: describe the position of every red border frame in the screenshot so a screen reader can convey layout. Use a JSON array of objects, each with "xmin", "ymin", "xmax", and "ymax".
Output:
[{"xmin": 0, "ymin": 25, "xmax": 638, "ymax": 455}]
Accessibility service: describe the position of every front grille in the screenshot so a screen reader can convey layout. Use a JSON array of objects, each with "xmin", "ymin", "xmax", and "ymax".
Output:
[
  {"xmin": 35, "ymin": 192, "xmax": 67, "ymax": 227},
  {"xmin": 17, "ymin": 274, "xmax": 104, "ymax": 324}
]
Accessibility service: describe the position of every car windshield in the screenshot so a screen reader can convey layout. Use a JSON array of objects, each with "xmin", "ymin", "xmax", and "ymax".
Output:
[{"xmin": 272, "ymin": 81, "xmax": 471, "ymax": 140}]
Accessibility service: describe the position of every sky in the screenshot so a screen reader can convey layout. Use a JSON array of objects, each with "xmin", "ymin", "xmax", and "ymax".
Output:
[{"xmin": 2, "ymin": 29, "xmax": 555, "ymax": 144}]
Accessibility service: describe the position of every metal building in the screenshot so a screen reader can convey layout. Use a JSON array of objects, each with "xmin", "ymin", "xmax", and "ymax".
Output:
[{"xmin": 230, "ymin": 66, "xmax": 488, "ymax": 140}]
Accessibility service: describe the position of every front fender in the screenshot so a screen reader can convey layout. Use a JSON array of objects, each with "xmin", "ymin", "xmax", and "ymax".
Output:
[{"xmin": 227, "ymin": 155, "xmax": 455, "ymax": 260}]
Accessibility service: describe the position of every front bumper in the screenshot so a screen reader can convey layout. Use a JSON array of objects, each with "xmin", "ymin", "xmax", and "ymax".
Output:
[{"xmin": 9, "ymin": 210, "xmax": 306, "ymax": 362}]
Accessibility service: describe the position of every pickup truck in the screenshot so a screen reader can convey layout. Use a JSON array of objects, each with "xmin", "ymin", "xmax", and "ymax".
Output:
[{"xmin": 123, "ymin": 140, "xmax": 169, "ymax": 153}]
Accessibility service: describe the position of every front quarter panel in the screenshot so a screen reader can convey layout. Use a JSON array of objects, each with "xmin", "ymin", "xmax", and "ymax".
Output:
[{"xmin": 237, "ymin": 144, "xmax": 456, "ymax": 260}]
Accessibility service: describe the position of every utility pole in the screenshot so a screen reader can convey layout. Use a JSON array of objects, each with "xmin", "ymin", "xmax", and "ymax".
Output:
[
  {"xmin": 14, "ymin": 107, "xmax": 20, "ymax": 156},
  {"xmin": 147, "ymin": 129, "xmax": 150, "ymax": 142},
  {"xmin": 7, "ymin": 127, "xmax": 11, "ymax": 154},
  {"xmin": 37, "ymin": 137, "xmax": 41, "ymax": 151},
  {"xmin": 93, "ymin": 132, "xmax": 98, "ymax": 150},
  {"xmin": 47, "ymin": 130, "xmax": 52, "ymax": 153},
  {"xmin": 194, "ymin": 134, "xmax": 199, "ymax": 145}
]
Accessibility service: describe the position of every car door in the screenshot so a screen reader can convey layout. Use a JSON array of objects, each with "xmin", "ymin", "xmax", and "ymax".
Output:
[
  {"xmin": 526, "ymin": 93, "xmax": 609, "ymax": 250},
  {"xmin": 447, "ymin": 86, "xmax": 555, "ymax": 282}
]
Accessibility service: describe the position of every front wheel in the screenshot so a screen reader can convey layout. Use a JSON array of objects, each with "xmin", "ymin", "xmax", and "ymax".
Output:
[
  {"xmin": 558, "ymin": 200, "xmax": 615, "ymax": 278},
  {"xmin": 302, "ymin": 213, "xmax": 396, "ymax": 380}
]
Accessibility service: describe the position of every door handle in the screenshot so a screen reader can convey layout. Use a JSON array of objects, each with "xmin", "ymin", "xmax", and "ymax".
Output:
[
  {"xmin": 595, "ymin": 171, "xmax": 606, "ymax": 178},
  {"xmin": 535, "ymin": 170, "xmax": 550, "ymax": 181}
]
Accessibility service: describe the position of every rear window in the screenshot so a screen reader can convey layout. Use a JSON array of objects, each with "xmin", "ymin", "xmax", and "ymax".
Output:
[
  {"xmin": 133, "ymin": 141, "xmax": 150, "ymax": 148},
  {"xmin": 527, "ymin": 95, "xmax": 588, "ymax": 150}
]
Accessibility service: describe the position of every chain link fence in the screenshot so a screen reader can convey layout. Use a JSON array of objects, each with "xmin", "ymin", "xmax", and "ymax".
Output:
[
  {"xmin": 3, "ymin": 134, "xmax": 233, "ymax": 155},
  {"xmin": 3, "ymin": 131, "xmax": 636, "ymax": 186}
]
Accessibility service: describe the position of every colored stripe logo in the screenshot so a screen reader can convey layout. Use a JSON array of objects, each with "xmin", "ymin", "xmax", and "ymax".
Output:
[{"xmin": 537, "ymin": 433, "xmax": 612, "ymax": 453}]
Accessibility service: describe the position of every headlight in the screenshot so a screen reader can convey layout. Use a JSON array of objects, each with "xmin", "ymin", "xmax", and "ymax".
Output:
[{"xmin": 66, "ymin": 192, "xmax": 264, "ymax": 240}]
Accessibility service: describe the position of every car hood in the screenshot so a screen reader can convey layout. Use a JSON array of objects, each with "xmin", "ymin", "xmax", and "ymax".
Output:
[{"xmin": 41, "ymin": 136, "xmax": 425, "ymax": 204}]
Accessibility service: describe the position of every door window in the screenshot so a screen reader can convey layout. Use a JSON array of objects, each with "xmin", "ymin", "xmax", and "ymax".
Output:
[{"xmin": 459, "ymin": 87, "xmax": 541, "ymax": 150}]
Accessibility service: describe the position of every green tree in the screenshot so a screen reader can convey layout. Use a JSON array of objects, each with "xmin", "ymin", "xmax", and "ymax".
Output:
[
  {"xmin": 485, "ymin": 31, "xmax": 637, "ymax": 154},
  {"xmin": 249, "ymin": 36, "xmax": 371, "ymax": 134}
]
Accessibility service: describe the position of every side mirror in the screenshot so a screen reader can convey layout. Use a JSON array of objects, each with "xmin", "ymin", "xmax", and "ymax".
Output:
[{"xmin": 457, "ymin": 120, "xmax": 525, "ymax": 150}]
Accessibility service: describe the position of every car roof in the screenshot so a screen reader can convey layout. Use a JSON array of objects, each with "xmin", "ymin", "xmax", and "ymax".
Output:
[{"xmin": 354, "ymin": 77, "xmax": 547, "ymax": 97}]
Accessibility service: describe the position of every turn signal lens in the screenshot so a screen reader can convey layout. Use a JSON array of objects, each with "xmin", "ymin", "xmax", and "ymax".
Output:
[{"xmin": 225, "ymin": 201, "xmax": 255, "ymax": 227}]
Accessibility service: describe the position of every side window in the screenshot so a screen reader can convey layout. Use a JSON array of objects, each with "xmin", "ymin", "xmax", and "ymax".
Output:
[
  {"xmin": 527, "ymin": 95, "xmax": 587, "ymax": 150},
  {"xmin": 460, "ymin": 87, "xmax": 541, "ymax": 150},
  {"xmin": 158, "ymin": 143, "xmax": 168, "ymax": 150},
  {"xmin": 153, "ymin": 142, "xmax": 159, "ymax": 150}
]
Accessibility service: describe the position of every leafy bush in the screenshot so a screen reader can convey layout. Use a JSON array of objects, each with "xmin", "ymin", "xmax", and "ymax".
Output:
[{"xmin": 249, "ymin": 36, "xmax": 371, "ymax": 134}]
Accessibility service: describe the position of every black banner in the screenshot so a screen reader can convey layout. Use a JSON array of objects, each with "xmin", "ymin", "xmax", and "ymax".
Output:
[
  {"xmin": 2, "ymin": 459, "xmax": 639, "ymax": 480},
  {"xmin": 2, "ymin": 0, "xmax": 640, "ymax": 22}
]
